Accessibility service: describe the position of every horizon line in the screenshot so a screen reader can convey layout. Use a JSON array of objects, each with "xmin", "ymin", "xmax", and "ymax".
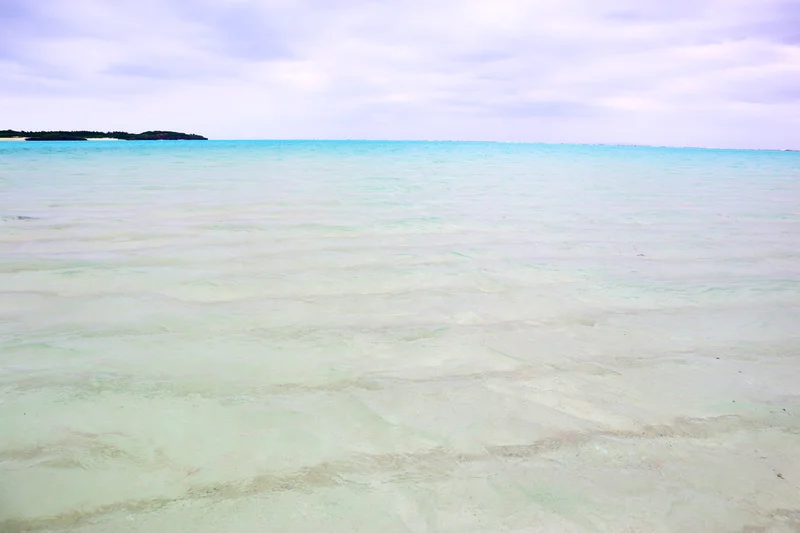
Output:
[
  {"xmin": 2, "ymin": 135, "xmax": 798, "ymax": 152},
  {"xmin": 199, "ymin": 139, "xmax": 800, "ymax": 152}
]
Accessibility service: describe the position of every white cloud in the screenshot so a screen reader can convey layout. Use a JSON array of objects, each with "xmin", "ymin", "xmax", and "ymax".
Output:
[{"xmin": 1, "ymin": 0, "xmax": 798, "ymax": 148}]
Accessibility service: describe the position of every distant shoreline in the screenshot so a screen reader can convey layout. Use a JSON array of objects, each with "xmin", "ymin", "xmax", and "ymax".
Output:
[{"xmin": 0, "ymin": 130, "xmax": 207, "ymax": 141}]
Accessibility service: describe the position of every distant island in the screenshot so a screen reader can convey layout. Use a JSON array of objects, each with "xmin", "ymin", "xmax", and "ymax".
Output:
[{"xmin": 0, "ymin": 130, "xmax": 207, "ymax": 141}]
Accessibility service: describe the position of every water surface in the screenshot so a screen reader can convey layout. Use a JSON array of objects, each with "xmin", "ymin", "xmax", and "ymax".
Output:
[{"xmin": 1, "ymin": 141, "xmax": 799, "ymax": 532}]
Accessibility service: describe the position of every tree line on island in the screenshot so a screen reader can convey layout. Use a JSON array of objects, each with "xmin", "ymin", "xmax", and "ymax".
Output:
[{"xmin": 0, "ymin": 130, "xmax": 207, "ymax": 141}]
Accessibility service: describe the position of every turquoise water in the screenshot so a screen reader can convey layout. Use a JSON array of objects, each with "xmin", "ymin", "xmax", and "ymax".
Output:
[{"xmin": 1, "ymin": 141, "xmax": 799, "ymax": 532}]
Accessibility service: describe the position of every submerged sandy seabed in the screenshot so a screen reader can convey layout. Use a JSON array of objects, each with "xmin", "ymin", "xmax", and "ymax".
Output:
[
  {"xmin": 2, "ymin": 360, "xmax": 799, "ymax": 533},
  {"xmin": 1, "ymin": 268, "xmax": 798, "ymax": 533}
]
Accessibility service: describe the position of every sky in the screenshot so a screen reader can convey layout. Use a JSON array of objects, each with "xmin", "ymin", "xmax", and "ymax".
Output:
[{"xmin": 1, "ymin": 0, "xmax": 799, "ymax": 148}]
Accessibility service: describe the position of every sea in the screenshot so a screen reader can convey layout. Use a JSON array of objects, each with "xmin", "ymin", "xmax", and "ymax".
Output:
[{"xmin": 1, "ymin": 140, "xmax": 799, "ymax": 532}]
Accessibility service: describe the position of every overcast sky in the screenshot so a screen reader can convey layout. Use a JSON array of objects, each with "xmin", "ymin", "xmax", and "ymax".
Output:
[{"xmin": 2, "ymin": 0, "xmax": 799, "ymax": 148}]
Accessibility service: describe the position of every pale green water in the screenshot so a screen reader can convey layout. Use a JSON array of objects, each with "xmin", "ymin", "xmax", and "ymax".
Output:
[{"xmin": 1, "ymin": 141, "xmax": 799, "ymax": 531}]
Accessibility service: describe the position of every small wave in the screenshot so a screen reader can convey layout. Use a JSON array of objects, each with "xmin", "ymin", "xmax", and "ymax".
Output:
[{"xmin": 1, "ymin": 215, "xmax": 37, "ymax": 221}]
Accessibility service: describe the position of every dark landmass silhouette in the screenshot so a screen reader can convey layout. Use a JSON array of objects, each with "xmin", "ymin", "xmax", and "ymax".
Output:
[{"xmin": 1, "ymin": 130, "xmax": 207, "ymax": 141}]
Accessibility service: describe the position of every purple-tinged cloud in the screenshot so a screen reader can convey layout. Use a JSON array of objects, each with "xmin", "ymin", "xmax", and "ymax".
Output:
[{"xmin": 1, "ymin": 0, "xmax": 798, "ymax": 149}]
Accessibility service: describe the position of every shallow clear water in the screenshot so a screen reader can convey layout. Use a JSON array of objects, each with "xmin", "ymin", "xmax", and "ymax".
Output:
[{"xmin": 1, "ymin": 140, "xmax": 799, "ymax": 532}]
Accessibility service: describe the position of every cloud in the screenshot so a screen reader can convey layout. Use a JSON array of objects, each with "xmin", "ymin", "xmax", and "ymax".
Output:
[{"xmin": 0, "ymin": 0, "xmax": 798, "ymax": 148}]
